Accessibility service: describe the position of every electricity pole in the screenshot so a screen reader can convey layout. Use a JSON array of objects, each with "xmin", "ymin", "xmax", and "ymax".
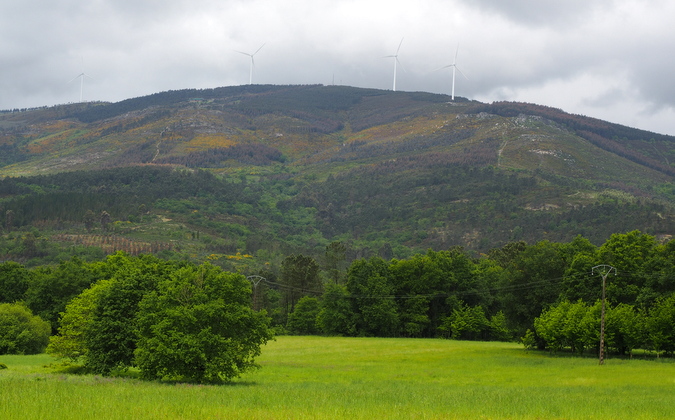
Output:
[
  {"xmin": 592, "ymin": 265, "xmax": 616, "ymax": 365},
  {"xmin": 246, "ymin": 275, "xmax": 265, "ymax": 311}
]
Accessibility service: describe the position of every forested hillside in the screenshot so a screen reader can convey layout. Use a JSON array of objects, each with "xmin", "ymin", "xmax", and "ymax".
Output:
[{"xmin": 1, "ymin": 84, "xmax": 675, "ymax": 265}]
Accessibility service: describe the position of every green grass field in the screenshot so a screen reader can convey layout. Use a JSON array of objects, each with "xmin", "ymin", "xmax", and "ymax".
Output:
[{"xmin": 1, "ymin": 336, "xmax": 674, "ymax": 419}]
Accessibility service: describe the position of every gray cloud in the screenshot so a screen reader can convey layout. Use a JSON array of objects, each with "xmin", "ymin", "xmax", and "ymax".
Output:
[{"xmin": 469, "ymin": 0, "xmax": 618, "ymax": 26}]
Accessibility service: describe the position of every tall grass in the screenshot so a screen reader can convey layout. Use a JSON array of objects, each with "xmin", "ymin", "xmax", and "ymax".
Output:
[{"xmin": 1, "ymin": 336, "xmax": 674, "ymax": 419}]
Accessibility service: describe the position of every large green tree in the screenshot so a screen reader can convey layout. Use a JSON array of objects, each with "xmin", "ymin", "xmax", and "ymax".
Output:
[
  {"xmin": 134, "ymin": 263, "xmax": 273, "ymax": 383},
  {"xmin": 347, "ymin": 257, "xmax": 399, "ymax": 336},
  {"xmin": 317, "ymin": 284, "xmax": 355, "ymax": 335},
  {"xmin": 499, "ymin": 240, "xmax": 567, "ymax": 335},
  {"xmin": 599, "ymin": 230, "xmax": 657, "ymax": 304},
  {"xmin": 279, "ymin": 254, "xmax": 322, "ymax": 316},
  {"xmin": 560, "ymin": 236, "xmax": 600, "ymax": 303},
  {"xmin": 388, "ymin": 254, "xmax": 435, "ymax": 337},
  {"xmin": 638, "ymin": 239, "xmax": 675, "ymax": 307},
  {"xmin": 85, "ymin": 253, "xmax": 175, "ymax": 374}
]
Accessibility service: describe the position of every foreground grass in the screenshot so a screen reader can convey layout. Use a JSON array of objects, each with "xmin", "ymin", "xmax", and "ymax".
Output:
[{"xmin": 1, "ymin": 336, "xmax": 674, "ymax": 419}]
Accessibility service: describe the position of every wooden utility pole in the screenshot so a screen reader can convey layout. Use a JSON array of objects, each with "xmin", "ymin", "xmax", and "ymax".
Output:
[{"xmin": 592, "ymin": 265, "xmax": 616, "ymax": 365}]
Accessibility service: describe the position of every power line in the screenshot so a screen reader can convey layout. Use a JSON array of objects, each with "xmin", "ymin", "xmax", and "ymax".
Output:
[{"xmin": 257, "ymin": 270, "xmax": 597, "ymax": 300}]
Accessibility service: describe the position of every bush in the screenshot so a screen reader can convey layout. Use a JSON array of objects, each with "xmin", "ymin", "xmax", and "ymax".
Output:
[
  {"xmin": 0, "ymin": 303, "xmax": 51, "ymax": 354},
  {"xmin": 489, "ymin": 311, "xmax": 513, "ymax": 341},
  {"xmin": 521, "ymin": 329, "xmax": 537, "ymax": 350},
  {"xmin": 439, "ymin": 304, "xmax": 490, "ymax": 340},
  {"xmin": 287, "ymin": 296, "xmax": 321, "ymax": 335}
]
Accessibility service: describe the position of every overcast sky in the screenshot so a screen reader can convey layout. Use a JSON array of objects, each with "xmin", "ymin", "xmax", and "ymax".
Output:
[{"xmin": 3, "ymin": 0, "xmax": 675, "ymax": 135}]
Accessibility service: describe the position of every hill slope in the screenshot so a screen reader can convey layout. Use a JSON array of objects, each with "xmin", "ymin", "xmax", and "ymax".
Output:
[{"xmin": 1, "ymin": 85, "xmax": 675, "ymax": 263}]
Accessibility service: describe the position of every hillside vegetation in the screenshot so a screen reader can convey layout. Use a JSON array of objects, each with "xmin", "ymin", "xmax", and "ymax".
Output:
[{"xmin": 1, "ymin": 84, "xmax": 675, "ymax": 264}]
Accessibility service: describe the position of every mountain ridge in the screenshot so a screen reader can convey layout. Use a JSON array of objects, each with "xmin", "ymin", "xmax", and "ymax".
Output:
[{"xmin": 1, "ymin": 84, "xmax": 674, "ymax": 262}]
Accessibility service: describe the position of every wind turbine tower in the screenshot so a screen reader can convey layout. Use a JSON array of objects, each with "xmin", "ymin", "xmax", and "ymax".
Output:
[
  {"xmin": 384, "ymin": 38, "xmax": 405, "ymax": 91},
  {"xmin": 438, "ymin": 45, "xmax": 468, "ymax": 100},
  {"xmin": 68, "ymin": 60, "xmax": 93, "ymax": 103},
  {"xmin": 236, "ymin": 43, "xmax": 265, "ymax": 85}
]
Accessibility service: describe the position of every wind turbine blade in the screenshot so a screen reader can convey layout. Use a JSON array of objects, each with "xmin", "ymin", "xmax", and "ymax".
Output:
[
  {"xmin": 454, "ymin": 45, "xmax": 460, "ymax": 63},
  {"xmin": 396, "ymin": 37, "xmax": 404, "ymax": 54},
  {"xmin": 67, "ymin": 74, "xmax": 82, "ymax": 84},
  {"xmin": 456, "ymin": 67, "xmax": 469, "ymax": 80},
  {"xmin": 253, "ymin": 43, "xmax": 265, "ymax": 56},
  {"xmin": 396, "ymin": 57, "xmax": 407, "ymax": 73},
  {"xmin": 235, "ymin": 50, "xmax": 252, "ymax": 57}
]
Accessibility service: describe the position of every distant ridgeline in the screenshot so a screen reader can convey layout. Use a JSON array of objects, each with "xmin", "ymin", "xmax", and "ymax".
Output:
[{"xmin": 66, "ymin": 85, "xmax": 398, "ymax": 124}]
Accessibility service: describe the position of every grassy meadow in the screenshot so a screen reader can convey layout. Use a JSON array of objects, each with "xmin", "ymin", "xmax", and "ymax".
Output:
[{"xmin": 1, "ymin": 336, "xmax": 674, "ymax": 419}]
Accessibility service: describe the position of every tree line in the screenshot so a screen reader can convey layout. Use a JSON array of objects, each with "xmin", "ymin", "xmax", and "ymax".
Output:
[
  {"xmin": 262, "ymin": 231, "xmax": 675, "ymax": 357},
  {"xmin": 0, "ymin": 231, "xmax": 675, "ymax": 360}
]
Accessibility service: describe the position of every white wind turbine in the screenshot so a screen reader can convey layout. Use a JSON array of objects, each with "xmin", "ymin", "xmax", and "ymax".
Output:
[
  {"xmin": 384, "ymin": 38, "xmax": 405, "ymax": 91},
  {"xmin": 68, "ymin": 59, "xmax": 93, "ymax": 103},
  {"xmin": 436, "ymin": 45, "xmax": 468, "ymax": 100},
  {"xmin": 235, "ymin": 43, "xmax": 265, "ymax": 85}
]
